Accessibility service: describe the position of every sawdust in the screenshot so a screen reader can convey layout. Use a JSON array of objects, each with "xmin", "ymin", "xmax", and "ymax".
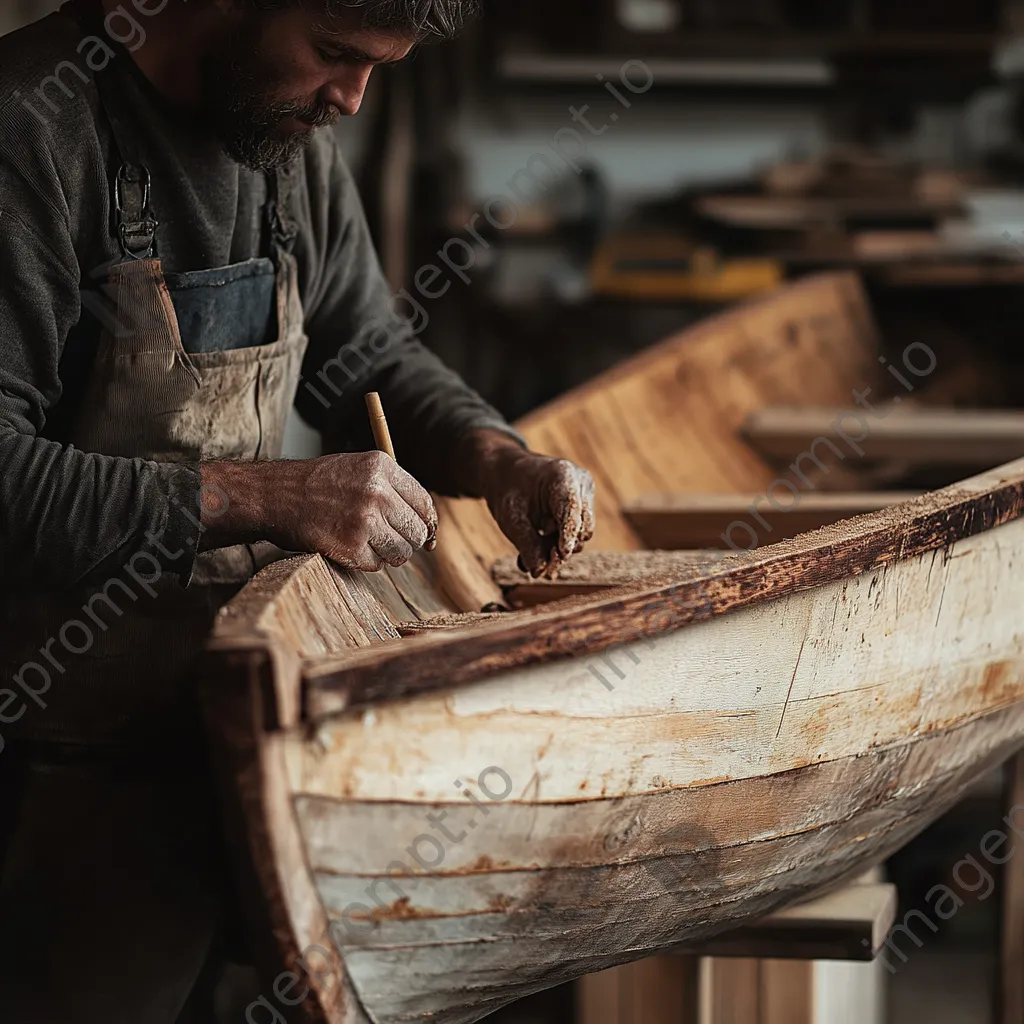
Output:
[{"xmin": 492, "ymin": 550, "xmax": 726, "ymax": 587}]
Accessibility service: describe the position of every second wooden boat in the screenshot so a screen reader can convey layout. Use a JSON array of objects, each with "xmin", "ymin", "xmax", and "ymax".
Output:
[{"xmin": 202, "ymin": 272, "xmax": 1024, "ymax": 1024}]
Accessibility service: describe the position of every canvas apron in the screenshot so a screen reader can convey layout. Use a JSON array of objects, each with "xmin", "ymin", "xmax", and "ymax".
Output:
[{"xmin": 0, "ymin": 60, "xmax": 308, "ymax": 1022}]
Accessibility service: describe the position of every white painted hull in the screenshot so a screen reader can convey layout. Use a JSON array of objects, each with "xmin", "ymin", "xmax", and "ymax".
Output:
[{"xmin": 278, "ymin": 516, "xmax": 1024, "ymax": 1023}]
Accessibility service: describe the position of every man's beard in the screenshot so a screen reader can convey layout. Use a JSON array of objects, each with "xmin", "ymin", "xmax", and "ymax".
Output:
[{"xmin": 200, "ymin": 19, "xmax": 340, "ymax": 172}]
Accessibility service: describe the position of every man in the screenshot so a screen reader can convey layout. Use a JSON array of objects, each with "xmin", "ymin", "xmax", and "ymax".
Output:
[{"xmin": 0, "ymin": 1, "xmax": 595, "ymax": 1019}]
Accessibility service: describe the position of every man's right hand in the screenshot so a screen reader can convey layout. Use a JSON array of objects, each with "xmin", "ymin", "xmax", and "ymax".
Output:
[{"xmin": 199, "ymin": 452, "xmax": 438, "ymax": 572}]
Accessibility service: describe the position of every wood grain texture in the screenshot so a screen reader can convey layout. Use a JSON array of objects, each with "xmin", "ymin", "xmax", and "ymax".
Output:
[
  {"xmin": 493, "ymin": 551, "xmax": 726, "ymax": 609},
  {"xmin": 705, "ymin": 960, "xmax": 765, "ymax": 1024},
  {"xmin": 761, "ymin": 960, "xmax": 814, "ymax": 1024},
  {"xmin": 282, "ymin": 511, "xmax": 1024, "ymax": 1021},
  {"xmin": 577, "ymin": 957, "xmax": 700, "ymax": 1024},
  {"xmin": 201, "ymin": 649, "xmax": 370, "ymax": 1024}
]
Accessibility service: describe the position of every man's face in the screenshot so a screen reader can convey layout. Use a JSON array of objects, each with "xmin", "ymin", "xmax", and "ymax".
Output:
[{"xmin": 203, "ymin": 8, "xmax": 416, "ymax": 171}]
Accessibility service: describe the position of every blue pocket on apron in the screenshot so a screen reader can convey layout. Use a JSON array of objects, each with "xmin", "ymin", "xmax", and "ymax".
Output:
[{"xmin": 164, "ymin": 258, "xmax": 278, "ymax": 355}]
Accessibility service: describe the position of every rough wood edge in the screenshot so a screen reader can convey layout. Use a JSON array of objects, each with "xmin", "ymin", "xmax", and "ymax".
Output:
[
  {"xmin": 201, "ymin": 648, "xmax": 368, "ymax": 1024},
  {"xmin": 302, "ymin": 458, "xmax": 1024, "ymax": 717}
]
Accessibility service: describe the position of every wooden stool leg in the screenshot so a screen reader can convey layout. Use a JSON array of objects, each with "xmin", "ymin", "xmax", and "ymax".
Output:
[
  {"xmin": 1000, "ymin": 753, "xmax": 1024, "ymax": 1024},
  {"xmin": 577, "ymin": 957, "xmax": 700, "ymax": 1024}
]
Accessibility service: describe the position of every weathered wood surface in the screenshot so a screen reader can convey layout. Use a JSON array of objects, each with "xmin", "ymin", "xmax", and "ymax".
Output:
[
  {"xmin": 203, "ymin": 648, "xmax": 370, "ymax": 1024},
  {"xmin": 745, "ymin": 406, "xmax": 1024, "ymax": 469},
  {"xmin": 303, "ymin": 461, "xmax": 1024, "ymax": 717},
  {"xmin": 282, "ymin": 509, "xmax": 1024, "ymax": 1022},
  {"xmin": 624, "ymin": 492, "xmax": 916, "ymax": 550}
]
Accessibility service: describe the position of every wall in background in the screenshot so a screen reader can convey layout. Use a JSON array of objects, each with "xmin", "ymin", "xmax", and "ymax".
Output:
[{"xmin": 454, "ymin": 89, "xmax": 983, "ymax": 217}]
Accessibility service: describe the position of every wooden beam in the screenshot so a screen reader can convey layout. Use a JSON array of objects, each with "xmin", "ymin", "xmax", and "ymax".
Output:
[
  {"xmin": 688, "ymin": 882, "xmax": 898, "ymax": 961},
  {"xmin": 624, "ymin": 493, "xmax": 916, "ymax": 550},
  {"xmin": 876, "ymin": 263, "xmax": 1024, "ymax": 289},
  {"xmin": 745, "ymin": 406, "xmax": 1024, "ymax": 469}
]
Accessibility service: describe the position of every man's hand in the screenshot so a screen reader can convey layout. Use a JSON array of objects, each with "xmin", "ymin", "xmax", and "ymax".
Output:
[
  {"xmin": 200, "ymin": 452, "xmax": 438, "ymax": 572},
  {"xmin": 456, "ymin": 431, "xmax": 596, "ymax": 578}
]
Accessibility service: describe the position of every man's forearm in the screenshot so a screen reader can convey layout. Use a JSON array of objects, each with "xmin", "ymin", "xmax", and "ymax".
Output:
[
  {"xmin": 199, "ymin": 460, "xmax": 295, "ymax": 551},
  {"xmin": 447, "ymin": 429, "xmax": 531, "ymax": 500}
]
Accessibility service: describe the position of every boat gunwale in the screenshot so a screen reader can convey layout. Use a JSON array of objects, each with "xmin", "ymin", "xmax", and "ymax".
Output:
[{"xmin": 300, "ymin": 457, "xmax": 1024, "ymax": 718}]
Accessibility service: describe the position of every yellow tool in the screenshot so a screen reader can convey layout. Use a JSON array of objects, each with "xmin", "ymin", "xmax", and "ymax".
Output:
[{"xmin": 590, "ymin": 235, "xmax": 783, "ymax": 303}]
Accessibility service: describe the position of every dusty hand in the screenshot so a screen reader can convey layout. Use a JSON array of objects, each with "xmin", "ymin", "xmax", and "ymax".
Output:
[
  {"xmin": 292, "ymin": 451, "xmax": 438, "ymax": 572},
  {"xmin": 480, "ymin": 449, "xmax": 596, "ymax": 578},
  {"xmin": 199, "ymin": 452, "xmax": 437, "ymax": 572}
]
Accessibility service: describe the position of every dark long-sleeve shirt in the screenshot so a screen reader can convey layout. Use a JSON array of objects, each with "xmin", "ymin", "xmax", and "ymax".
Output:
[{"xmin": 0, "ymin": 8, "xmax": 514, "ymax": 588}]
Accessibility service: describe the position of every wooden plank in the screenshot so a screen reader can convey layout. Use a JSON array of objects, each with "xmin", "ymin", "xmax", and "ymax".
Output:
[
  {"xmin": 304, "ymin": 460, "xmax": 1024, "ymax": 716},
  {"xmin": 1000, "ymin": 752, "xmax": 1024, "ymax": 1024},
  {"xmin": 689, "ymin": 883, "xmax": 898, "ymax": 961},
  {"xmin": 298, "ymin": 714, "xmax": 1024, "ymax": 1023},
  {"xmin": 384, "ymin": 559, "xmax": 455, "ymax": 621},
  {"xmin": 577, "ymin": 881, "xmax": 890, "ymax": 1024},
  {"xmin": 745, "ymin": 406, "xmax": 1024, "ymax": 469},
  {"xmin": 876, "ymin": 263, "xmax": 1024, "ymax": 289},
  {"xmin": 624, "ymin": 493, "xmax": 916, "ymax": 550},
  {"xmin": 201, "ymin": 650, "xmax": 370, "ymax": 1024}
]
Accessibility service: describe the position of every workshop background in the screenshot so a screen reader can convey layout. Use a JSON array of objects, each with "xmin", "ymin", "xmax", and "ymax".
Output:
[{"xmin": 4, "ymin": 2, "xmax": 1024, "ymax": 1023}]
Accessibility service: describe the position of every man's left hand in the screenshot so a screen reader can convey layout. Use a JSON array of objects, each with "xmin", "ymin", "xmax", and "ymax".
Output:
[{"xmin": 460, "ymin": 432, "xmax": 596, "ymax": 578}]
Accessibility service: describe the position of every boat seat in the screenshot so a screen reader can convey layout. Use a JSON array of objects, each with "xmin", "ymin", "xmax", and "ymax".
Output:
[
  {"xmin": 745, "ymin": 405, "xmax": 1024, "ymax": 470},
  {"xmin": 623, "ymin": 491, "xmax": 918, "ymax": 550}
]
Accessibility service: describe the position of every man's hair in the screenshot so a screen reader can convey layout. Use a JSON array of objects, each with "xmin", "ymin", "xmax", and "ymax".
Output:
[{"xmin": 249, "ymin": 0, "xmax": 478, "ymax": 41}]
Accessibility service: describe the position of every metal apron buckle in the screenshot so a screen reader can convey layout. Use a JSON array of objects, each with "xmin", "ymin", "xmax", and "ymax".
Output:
[{"xmin": 114, "ymin": 163, "xmax": 160, "ymax": 260}]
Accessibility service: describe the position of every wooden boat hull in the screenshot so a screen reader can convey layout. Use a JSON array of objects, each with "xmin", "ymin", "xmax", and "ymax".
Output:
[
  {"xmin": 201, "ymin": 273, "xmax": 1024, "ymax": 1024},
  {"xmin": 285, "ymin": 515, "xmax": 1024, "ymax": 1023}
]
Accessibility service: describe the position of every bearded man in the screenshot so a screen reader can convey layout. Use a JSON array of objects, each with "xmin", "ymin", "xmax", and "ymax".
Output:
[{"xmin": 0, "ymin": 2, "xmax": 595, "ymax": 1019}]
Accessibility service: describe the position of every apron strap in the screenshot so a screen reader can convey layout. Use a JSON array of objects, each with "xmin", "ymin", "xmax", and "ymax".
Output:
[
  {"xmin": 77, "ymin": 0, "xmax": 298, "ymax": 265},
  {"xmin": 266, "ymin": 166, "xmax": 298, "ymax": 259},
  {"xmin": 92, "ymin": 60, "xmax": 161, "ymax": 261}
]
